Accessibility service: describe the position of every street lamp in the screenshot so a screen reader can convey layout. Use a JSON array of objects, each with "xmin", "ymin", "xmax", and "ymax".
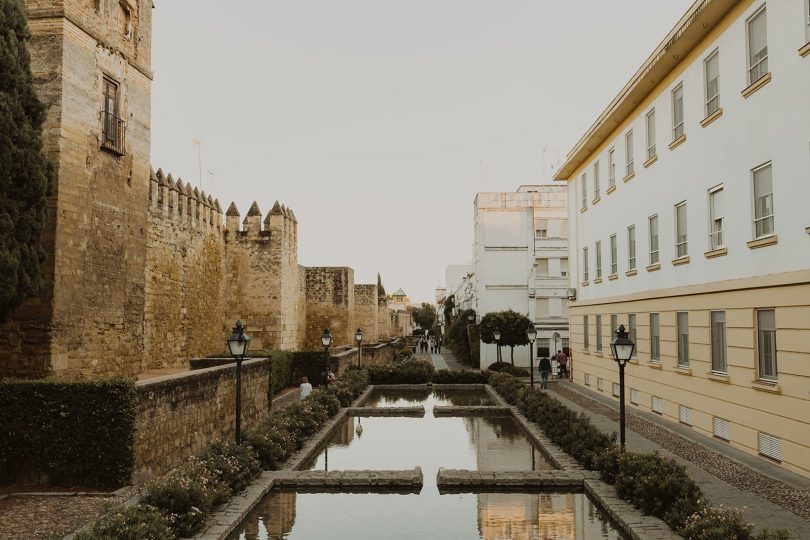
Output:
[
  {"xmin": 610, "ymin": 324, "xmax": 635, "ymax": 447},
  {"xmin": 493, "ymin": 329, "xmax": 501, "ymax": 364},
  {"xmin": 526, "ymin": 326, "xmax": 537, "ymax": 387},
  {"xmin": 467, "ymin": 312, "xmax": 475, "ymax": 323},
  {"xmin": 321, "ymin": 328, "xmax": 332, "ymax": 386},
  {"xmin": 355, "ymin": 328, "xmax": 363, "ymax": 367},
  {"xmin": 226, "ymin": 320, "xmax": 251, "ymax": 444}
]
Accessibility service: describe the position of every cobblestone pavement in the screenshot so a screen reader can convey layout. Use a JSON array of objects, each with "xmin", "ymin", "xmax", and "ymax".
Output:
[
  {"xmin": 549, "ymin": 382, "xmax": 810, "ymax": 536},
  {"xmin": 0, "ymin": 491, "xmax": 130, "ymax": 540}
]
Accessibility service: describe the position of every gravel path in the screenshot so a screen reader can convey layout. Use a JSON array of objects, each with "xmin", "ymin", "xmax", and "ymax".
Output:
[
  {"xmin": 551, "ymin": 383, "xmax": 810, "ymax": 522},
  {"xmin": 0, "ymin": 491, "xmax": 131, "ymax": 539}
]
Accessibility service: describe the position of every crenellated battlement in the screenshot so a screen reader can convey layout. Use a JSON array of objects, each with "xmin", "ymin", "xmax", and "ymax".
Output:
[
  {"xmin": 148, "ymin": 166, "xmax": 223, "ymax": 233},
  {"xmin": 223, "ymin": 199, "xmax": 298, "ymax": 242}
]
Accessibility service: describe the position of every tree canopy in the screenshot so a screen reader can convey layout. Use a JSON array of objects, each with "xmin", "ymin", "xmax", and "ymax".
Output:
[
  {"xmin": 479, "ymin": 310, "xmax": 532, "ymax": 365},
  {"xmin": 408, "ymin": 302, "xmax": 437, "ymax": 331},
  {"xmin": 0, "ymin": 0, "xmax": 55, "ymax": 321}
]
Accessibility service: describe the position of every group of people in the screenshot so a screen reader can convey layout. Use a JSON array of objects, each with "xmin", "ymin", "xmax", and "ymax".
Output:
[
  {"xmin": 537, "ymin": 349, "xmax": 568, "ymax": 389},
  {"xmin": 418, "ymin": 336, "xmax": 441, "ymax": 354}
]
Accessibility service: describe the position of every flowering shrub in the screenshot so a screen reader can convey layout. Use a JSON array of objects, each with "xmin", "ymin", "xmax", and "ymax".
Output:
[
  {"xmin": 681, "ymin": 506, "xmax": 790, "ymax": 540},
  {"xmin": 140, "ymin": 476, "xmax": 212, "ymax": 536},
  {"xmin": 74, "ymin": 504, "xmax": 173, "ymax": 540},
  {"xmin": 198, "ymin": 441, "xmax": 262, "ymax": 496}
]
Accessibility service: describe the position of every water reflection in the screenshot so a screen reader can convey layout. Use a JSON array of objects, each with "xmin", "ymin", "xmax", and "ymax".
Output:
[
  {"xmin": 229, "ymin": 491, "xmax": 626, "ymax": 540},
  {"xmin": 363, "ymin": 389, "xmax": 495, "ymax": 408}
]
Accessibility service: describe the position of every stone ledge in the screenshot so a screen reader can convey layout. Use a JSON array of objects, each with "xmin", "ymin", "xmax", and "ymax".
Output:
[
  {"xmin": 270, "ymin": 467, "xmax": 423, "ymax": 490},
  {"xmin": 347, "ymin": 406, "xmax": 425, "ymax": 417},
  {"xmin": 584, "ymin": 479, "xmax": 682, "ymax": 540},
  {"xmin": 437, "ymin": 468, "xmax": 585, "ymax": 490},
  {"xmin": 432, "ymin": 405, "xmax": 511, "ymax": 417}
]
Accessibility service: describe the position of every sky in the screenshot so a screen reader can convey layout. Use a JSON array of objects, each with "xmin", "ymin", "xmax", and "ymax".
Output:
[{"xmin": 151, "ymin": 0, "xmax": 694, "ymax": 304}]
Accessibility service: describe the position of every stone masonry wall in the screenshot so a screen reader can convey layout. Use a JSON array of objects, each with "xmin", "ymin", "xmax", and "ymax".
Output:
[
  {"xmin": 133, "ymin": 359, "xmax": 270, "ymax": 483},
  {"xmin": 377, "ymin": 303, "xmax": 391, "ymax": 340},
  {"xmin": 353, "ymin": 284, "xmax": 379, "ymax": 343},
  {"xmin": 304, "ymin": 267, "xmax": 355, "ymax": 348}
]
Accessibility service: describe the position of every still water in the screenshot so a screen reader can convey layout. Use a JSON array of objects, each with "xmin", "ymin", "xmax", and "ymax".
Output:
[{"xmin": 227, "ymin": 390, "xmax": 627, "ymax": 540}]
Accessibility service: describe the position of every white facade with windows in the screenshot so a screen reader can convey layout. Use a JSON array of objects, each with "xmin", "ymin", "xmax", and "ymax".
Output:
[{"xmin": 556, "ymin": 0, "xmax": 810, "ymax": 478}]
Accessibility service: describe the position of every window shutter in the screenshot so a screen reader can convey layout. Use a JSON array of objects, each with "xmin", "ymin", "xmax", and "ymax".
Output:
[
  {"xmin": 679, "ymin": 405, "xmax": 693, "ymax": 426},
  {"xmin": 713, "ymin": 417, "xmax": 731, "ymax": 441},
  {"xmin": 652, "ymin": 396, "xmax": 663, "ymax": 414},
  {"xmin": 758, "ymin": 432, "xmax": 782, "ymax": 461},
  {"xmin": 612, "ymin": 383, "xmax": 620, "ymax": 397},
  {"xmin": 630, "ymin": 389, "xmax": 639, "ymax": 405},
  {"xmin": 597, "ymin": 378, "xmax": 605, "ymax": 391}
]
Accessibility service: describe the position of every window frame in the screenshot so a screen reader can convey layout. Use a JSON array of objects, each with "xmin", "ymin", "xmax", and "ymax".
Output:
[
  {"xmin": 595, "ymin": 241, "xmax": 602, "ymax": 279},
  {"xmin": 672, "ymin": 83, "xmax": 684, "ymax": 141},
  {"xmin": 746, "ymin": 5, "xmax": 769, "ymax": 85},
  {"xmin": 646, "ymin": 108, "xmax": 657, "ymax": 160},
  {"xmin": 596, "ymin": 314, "xmax": 603, "ymax": 351},
  {"xmin": 583, "ymin": 246, "xmax": 589, "ymax": 282},
  {"xmin": 648, "ymin": 214, "xmax": 659, "ymax": 265},
  {"xmin": 628, "ymin": 314, "xmax": 637, "ymax": 358},
  {"xmin": 650, "ymin": 313, "xmax": 661, "ymax": 362},
  {"xmin": 625, "ymin": 130, "xmax": 634, "ymax": 176},
  {"xmin": 806, "ymin": 0, "xmax": 810, "ymax": 41},
  {"xmin": 711, "ymin": 310, "xmax": 727, "ymax": 373},
  {"xmin": 583, "ymin": 315, "xmax": 590, "ymax": 349},
  {"xmin": 757, "ymin": 309, "xmax": 778, "ymax": 381},
  {"xmin": 593, "ymin": 161, "xmax": 600, "ymax": 200},
  {"xmin": 751, "ymin": 161, "xmax": 774, "ymax": 239},
  {"xmin": 675, "ymin": 201, "xmax": 688, "ymax": 258},
  {"xmin": 610, "ymin": 314, "xmax": 618, "ymax": 341},
  {"xmin": 677, "ymin": 311, "xmax": 690, "ymax": 368},
  {"xmin": 704, "ymin": 49, "xmax": 720, "ymax": 117},
  {"xmin": 708, "ymin": 185, "xmax": 724, "ymax": 250},
  {"xmin": 609, "ymin": 234, "xmax": 617, "ymax": 276},
  {"xmin": 581, "ymin": 172, "xmax": 588, "ymax": 210},
  {"xmin": 608, "ymin": 147, "xmax": 616, "ymax": 188},
  {"xmin": 627, "ymin": 225, "xmax": 636, "ymax": 270}
]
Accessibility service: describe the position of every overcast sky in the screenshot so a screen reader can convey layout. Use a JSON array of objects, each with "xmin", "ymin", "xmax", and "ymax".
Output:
[{"xmin": 151, "ymin": 0, "xmax": 693, "ymax": 304}]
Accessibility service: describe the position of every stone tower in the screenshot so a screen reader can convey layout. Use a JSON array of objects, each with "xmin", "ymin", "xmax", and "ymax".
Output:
[{"xmin": 0, "ymin": 1, "xmax": 153, "ymax": 378}]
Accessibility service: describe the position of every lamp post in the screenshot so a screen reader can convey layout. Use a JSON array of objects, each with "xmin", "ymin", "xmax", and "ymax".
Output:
[
  {"xmin": 610, "ymin": 324, "xmax": 635, "ymax": 447},
  {"xmin": 526, "ymin": 326, "xmax": 537, "ymax": 387},
  {"xmin": 493, "ymin": 329, "xmax": 501, "ymax": 364},
  {"xmin": 355, "ymin": 328, "xmax": 363, "ymax": 367},
  {"xmin": 467, "ymin": 312, "xmax": 475, "ymax": 323},
  {"xmin": 226, "ymin": 320, "xmax": 251, "ymax": 445},
  {"xmin": 552, "ymin": 331, "xmax": 560, "ymax": 357},
  {"xmin": 321, "ymin": 328, "xmax": 332, "ymax": 385}
]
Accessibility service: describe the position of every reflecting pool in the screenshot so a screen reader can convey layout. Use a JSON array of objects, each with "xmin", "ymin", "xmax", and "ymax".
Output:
[{"xmin": 362, "ymin": 388, "xmax": 495, "ymax": 408}]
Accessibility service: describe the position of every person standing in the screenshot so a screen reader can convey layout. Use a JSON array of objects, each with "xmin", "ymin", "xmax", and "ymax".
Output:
[
  {"xmin": 437, "ymin": 337, "xmax": 442, "ymax": 353},
  {"xmin": 299, "ymin": 377, "xmax": 313, "ymax": 400},
  {"xmin": 538, "ymin": 357, "xmax": 552, "ymax": 389},
  {"xmin": 556, "ymin": 350, "xmax": 568, "ymax": 379}
]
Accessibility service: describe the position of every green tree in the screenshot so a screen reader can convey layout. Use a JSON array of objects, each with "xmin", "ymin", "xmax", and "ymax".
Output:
[
  {"xmin": 0, "ymin": 0, "xmax": 54, "ymax": 321},
  {"xmin": 376, "ymin": 272, "xmax": 386, "ymax": 299},
  {"xmin": 479, "ymin": 309, "xmax": 531, "ymax": 365},
  {"xmin": 442, "ymin": 294, "xmax": 455, "ymax": 328},
  {"xmin": 409, "ymin": 302, "xmax": 437, "ymax": 331},
  {"xmin": 446, "ymin": 308, "xmax": 475, "ymax": 365}
]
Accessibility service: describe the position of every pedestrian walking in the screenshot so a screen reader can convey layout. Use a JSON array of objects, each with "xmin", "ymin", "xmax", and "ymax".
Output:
[
  {"xmin": 299, "ymin": 376, "xmax": 312, "ymax": 400},
  {"xmin": 556, "ymin": 350, "xmax": 568, "ymax": 379},
  {"xmin": 437, "ymin": 338, "xmax": 442, "ymax": 353},
  {"xmin": 538, "ymin": 357, "xmax": 552, "ymax": 389}
]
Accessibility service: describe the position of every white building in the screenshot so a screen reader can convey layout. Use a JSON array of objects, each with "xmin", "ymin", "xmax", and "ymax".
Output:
[
  {"xmin": 444, "ymin": 264, "xmax": 475, "ymax": 312},
  {"xmin": 473, "ymin": 186, "xmax": 569, "ymax": 366},
  {"xmin": 555, "ymin": 0, "xmax": 810, "ymax": 477}
]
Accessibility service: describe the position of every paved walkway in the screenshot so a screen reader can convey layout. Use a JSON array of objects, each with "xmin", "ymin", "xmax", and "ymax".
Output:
[{"xmin": 548, "ymin": 381, "xmax": 810, "ymax": 537}]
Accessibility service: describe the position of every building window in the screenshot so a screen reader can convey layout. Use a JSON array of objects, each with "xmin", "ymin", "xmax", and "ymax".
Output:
[
  {"xmin": 628, "ymin": 314, "xmax": 637, "ymax": 358},
  {"xmin": 675, "ymin": 202, "xmax": 688, "ymax": 258},
  {"xmin": 597, "ymin": 377, "xmax": 605, "ymax": 392},
  {"xmin": 709, "ymin": 310, "xmax": 728, "ymax": 373},
  {"xmin": 608, "ymin": 147, "xmax": 616, "ymax": 188},
  {"xmin": 101, "ymin": 77, "xmax": 125, "ymax": 155},
  {"xmin": 752, "ymin": 162, "xmax": 774, "ymax": 238},
  {"xmin": 610, "ymin": 315, "xmax": 618, "ymax": 340},
  {"xmin": 119, "ymin": 1, "xmax": 132, "ymax": 37},
  {"xmin": 648, "ymin": 214, "xmax": 659, "ymax": 264},
  {"xmin": 650, "ymin": 313, "xmax": 660, "ymax": 361},
  {"xmin": 627, "ymin": 225, "xmax": 636, "ymax": 270},
  {"xmin": 758, "ymin": 432, "xmax": 782, "ymax": 462},
  {"xmin": 630, "ymin": 388, "xmax": 639, "ymax": 405},
  {"xmin": 713, "ymin": 417, "xmax": 731, "ymax": 441},
  {"xmin": 584, "ymin": 373, "xmax": 591, "ymax": 386},
  {"xmin": 609, "ymin": 234, "xmax": 617, "ymax": 275},
  {"xmin": 536, "ymin": 220, "xmax": 548, "ymax": 238},
  {"xmin": 677, "ymin": 312, "xmax": 689, "ymax": 367},
  {"xmin": 757, "ymin": 309, "xmax": 777, "ymax": 381},
  {"xmin": 581, "ymin": 173, "xmax": 588, "ymax": 210},
  {"xmin": 708, "ymin": 186, "xmax": 724, "ymax": 250},
  {"xmin": 612, "ymin": 382, "xmax": 621, "ymax": 398},
  {"xmin": 679, "ymin": 405, "xmax": 694, "ymax": 426},
  {"xmin": 651, "ymin": 396, "xmax": 663, "ymax": 414},
  {"xmin": 561, "ymin": 257, "xmax": 569, "ymax": 277},
  {"xmin": 596, "ymin": 315, "xmax": 603, "ymax": 351},
  {"xmin": 646, "ymin": 109, "xmax": 656, "ymax": 160},
  {"xmin": 625, "ymin": 130, "xmax": 634, "ymax": 176},
  {"xmin": 747, "ymin": 6, "xmax": 768, "ymax": 84},
  {"xmin": 595, "ymin": 241, "xmax": 602, "ymax": 279},
  {"xmin": 535, "ymin": 258, "xmax": 549, "ymax": 277},
  {"xmin": 704, "ymin": 50, "xmax": 720, "ymax": 116},
  {"xmin": 583, "ymin": 247, "xmax": 589, "ymax": 282},
  {"xmin": 672, "ymin": 83, "xmax": 684, "ymax": 140},
  {"xmin": 593, "ymin": 161, "xmax": 600, "ymax": 200},
  {"xmin": 584, "ymin": 315, "xmax": 590, "ymax": 349}
]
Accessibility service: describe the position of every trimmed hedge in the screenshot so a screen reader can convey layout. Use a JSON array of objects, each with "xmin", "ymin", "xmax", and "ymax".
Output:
[
  {"xmin": 267, "ymin": 351, "xmax": 294, "ymax": 397},
  {"xmin": 352, "ymin": 358, "xmax": 434, "ymax": 384},
  {"xmin": 291, "ymin": 350, "xmax": 330, "ymax": 386},
  {"xmin": 489, "ymin": 373, "xmax": 789, "ymax": 539},
  {"xmin": 432, "ymin": 369, "xmax": 490, "ymax": 384},
  {"xmin": 0, "ymin": 377, "xmax": 138, "ymax": 487},
  {"xmin": 487, "ymin": 362, "xmax": 530, "ymax": 377}
]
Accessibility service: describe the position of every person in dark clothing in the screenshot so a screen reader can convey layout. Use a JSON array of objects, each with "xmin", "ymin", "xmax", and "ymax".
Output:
[{"xmin": 538, "ymin": 357, "xmax": 552, "ymax": 389}]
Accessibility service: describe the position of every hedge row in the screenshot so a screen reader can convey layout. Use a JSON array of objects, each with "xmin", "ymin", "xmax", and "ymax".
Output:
[
  {"xmin": 0, "ymin": 378, "xmax": 138, "ymax": 487},
  {"xmin": 489, "ymin": 373, "xmax": 788, "ymax": 540},
  {"xmin": 76, "ymin": 369, "xmax": 370, "ymax": 539},
  {"xmin": 350, "ymin": 358, "xmax": 491, "ymax": 385}
]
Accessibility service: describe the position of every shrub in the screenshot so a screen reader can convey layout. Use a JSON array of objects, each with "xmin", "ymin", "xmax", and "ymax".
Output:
[
  {"xmin": 489, "ymin": 372, "xmax": 524, "ymax": 405},
  {"xmin": 140, "ymin": 475, "xmax": 213, "ymax": 536},
  {"xmin": 680, "ymin": 505, "xmax": 789, "ymax": 540},
  {"xmin": 359, "ymin": 358, "xmax": 435, "ymax": 384},
  {"xmin": 0, "ymin": 378, "xmax": 138, "ymax": 487},
  {"xmin": 432, "ymin": 369, "xmax": 490, "ymax": 384},
  {"xmin": 487, "ymin": 362, "xmax": 530, "ymax": 377},
  {"xmin": 198, "ymin": 441, "xmax": 262, "ymax": 496},
  {"xmin": 309, "ymin": 388, "xmax": 341, "ymax": 416},
  {"xmin": 267, "ymin": 351, "xmax": 294, "ymax": 397},
  {"xmin": 74, "ymin": 504, "xmax": 173, "ymax": 540},
  {"xmin": 291, "ymin": 350, "xmax": 330, "ymax": 386}
]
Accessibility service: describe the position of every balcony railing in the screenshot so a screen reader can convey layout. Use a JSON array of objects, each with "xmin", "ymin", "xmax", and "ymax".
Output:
[{"xmin": 101, "ymin": 111, "xmax": 126, "ymax": 155}]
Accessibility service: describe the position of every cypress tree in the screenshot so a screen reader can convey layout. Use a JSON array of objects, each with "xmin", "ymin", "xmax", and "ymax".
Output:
[
  {"xmin": 376, "ymin": 272, "xmax": 386, "ymax": 299},
  {"xmin": 0, "ymin": 0, "xmax": 54, "ymax": 321}
]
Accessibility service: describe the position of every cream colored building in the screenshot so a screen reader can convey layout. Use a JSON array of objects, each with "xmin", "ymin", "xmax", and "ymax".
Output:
[{"xmin": 555, "ymin": 0, "xmax": 810, "ymax": 477}]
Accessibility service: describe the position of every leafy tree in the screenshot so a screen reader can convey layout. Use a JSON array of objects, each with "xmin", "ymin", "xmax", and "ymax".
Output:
[
  {"xmin": 446, "ymin": 308, "xmax": 475, "ymax": 364},
  {"xmin": 479, "ymin": 309, "xmax": 531, "ymax": 365},
  {"xmin": 0, "ymin": 0, "xmax": 54, "ymax": 321},
  {"xmin": 442, "ymin": 294, "xmax": 455, "ymax": 328},
  {"xmin": 409, "ymin": 302, "xmax": 437, "ymax": 331}
]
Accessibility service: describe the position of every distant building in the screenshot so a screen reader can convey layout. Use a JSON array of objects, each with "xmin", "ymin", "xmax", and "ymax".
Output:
[
  {"xmin": 555, "ymin": 0, "xmax": 810, "ymax": 477},
  {"xmin": 388, "ymin": 288, "xmax": 411, "ymax": 312}
]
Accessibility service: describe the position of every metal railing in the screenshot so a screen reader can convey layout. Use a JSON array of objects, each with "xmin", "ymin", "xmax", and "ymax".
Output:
[{"xmin": 101, "ymin": 111, "xmax": 126, "ymax": 155}]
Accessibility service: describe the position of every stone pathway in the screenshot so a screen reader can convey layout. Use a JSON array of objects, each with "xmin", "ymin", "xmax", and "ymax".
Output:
[
  {"xmin": 548, "ymin": 382, "xmax": 810, "ymax": 537},
  {"xmin": 427, "ymin": 352, "xmax": 448, "ymax": 369}
]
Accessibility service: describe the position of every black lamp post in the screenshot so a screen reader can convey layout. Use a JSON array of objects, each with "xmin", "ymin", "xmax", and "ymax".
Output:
[
  {"xmin": 610, "ymin": 324, "xmax": 635, "ymax": 447},
  {"xmin": 526, "ymin": 326, "xmax": 537, "ymax": 387},
  {"xmin": 355, "ymin": 328, "xmax": 363, "ymax": 367},
  {"xmin": 226, "ymin": 320, "xmax": 251, "ymax": 444},
  {"xmin": 321, "ymin": 328, "xmax": 332, "ymax": 385},
  {"xmin": 493, "ymin": 329, "xmax": 501, "ymax": 364}
]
